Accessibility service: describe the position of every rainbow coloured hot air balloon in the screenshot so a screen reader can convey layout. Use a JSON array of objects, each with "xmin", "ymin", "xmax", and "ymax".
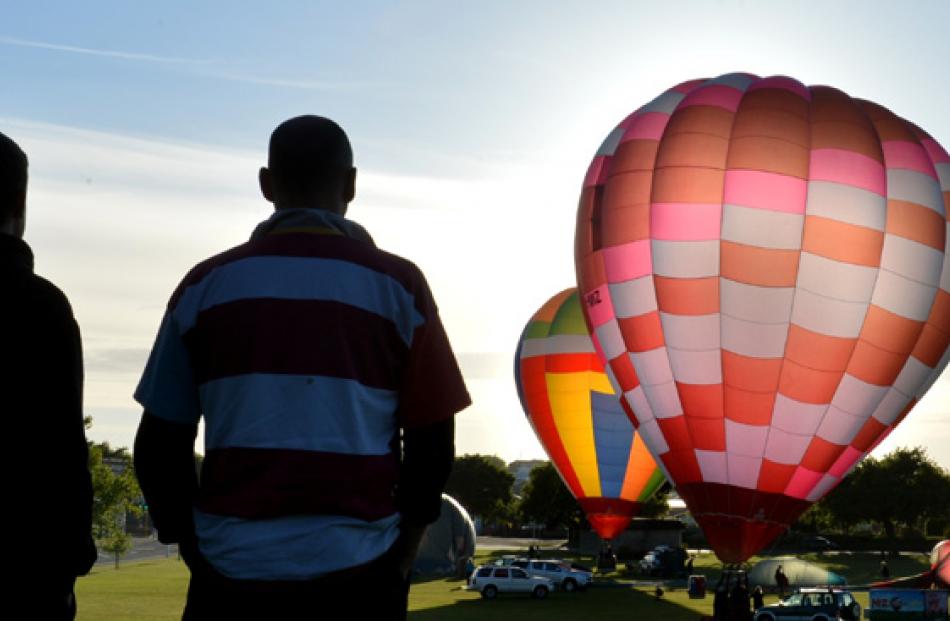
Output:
[
  {"xmin": 515, "ymin": 288, "xmax": 665, "ymax": 539},
  {"xmin": 574, "ymin": 73, "xmax": 950, "ymax": 562}
]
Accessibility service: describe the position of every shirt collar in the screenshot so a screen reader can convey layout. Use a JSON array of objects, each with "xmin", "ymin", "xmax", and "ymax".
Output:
[
  {"xmin": 0, "ymin": 233, "xmax": 34, "ymax": 274},
  {"xmin": 250, "ymin": 208, "xmax": 375, "ymax": 246}
]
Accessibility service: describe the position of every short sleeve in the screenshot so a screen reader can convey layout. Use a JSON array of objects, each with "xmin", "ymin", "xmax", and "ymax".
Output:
[
  {"xmin": 134, "ymin": 312, "xmax": 201, "ymax": 425},
  {"xmin": 396, "ymin": 272, "xmax": 471, "ymax": 428}
]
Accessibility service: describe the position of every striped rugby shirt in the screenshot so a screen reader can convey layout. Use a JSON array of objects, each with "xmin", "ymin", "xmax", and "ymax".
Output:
[{"xmin": 135, "ymin": 208, "xmax": 470, "ymax": 580}]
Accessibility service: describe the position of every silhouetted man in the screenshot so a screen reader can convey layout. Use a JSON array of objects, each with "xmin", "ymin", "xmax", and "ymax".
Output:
[
  {"xmin": 134, "ymin": 116, "xmax": 470, "ymax": 620},
  {"xmin": 0, "ymin": 131, "xmax": 96, "ymax": 619}
]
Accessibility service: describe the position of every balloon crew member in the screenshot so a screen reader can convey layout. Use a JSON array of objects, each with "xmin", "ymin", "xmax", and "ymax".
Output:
[{"xmin": 774, "ymin": 564, "xmax": 788, "ymax": 598}]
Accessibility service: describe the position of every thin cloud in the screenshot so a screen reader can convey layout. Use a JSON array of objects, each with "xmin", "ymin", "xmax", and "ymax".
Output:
[
  {"xmin": 1, "ymin": 34, "xmax": 366, "ymax": 91},
  {"xmin": 456, "ymin": 352, "xmax": 512, "ymax": 379},
  {"xmin": 214, "ymin": 72, "xmax": 362, "ymax": 91},
  {"xmin": 0, "ymin": 34, "xmax": 208, "ymax": 64},
  {"xmin": 85, "ymin": 348, "xmax": 150, "ymax": 375}
]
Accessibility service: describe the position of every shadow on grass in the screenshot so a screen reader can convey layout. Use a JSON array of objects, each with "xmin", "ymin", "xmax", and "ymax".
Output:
[
  {"xmin": 796, "ymin": 551, "xmax": 931, "ymax": 586},
  {"xmin": 410, "ymin": 574, "xmax": 470, "ymax": 586},
  {"xmin": 408, "ymin": 583, "xmax": 709, "ymax": 621}
]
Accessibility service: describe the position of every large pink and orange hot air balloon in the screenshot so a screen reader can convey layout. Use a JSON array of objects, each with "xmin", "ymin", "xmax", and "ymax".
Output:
[
  {"xmin": 515, "ymin": 289, "xmax": 666, "ymax": 539},
  {"xmin": 575, "ymin": 73, "xmax": 950, "ymax": 563},
  {"xmin": 934, "ymin": 540, "xmax": 950, "ymax": 588}
]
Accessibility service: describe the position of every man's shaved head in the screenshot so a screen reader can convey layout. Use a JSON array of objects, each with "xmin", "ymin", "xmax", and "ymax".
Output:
[
  {"xmin": 0, "ymin": 131, "xmax": 28, "ymax": 225},
  {"xmin": 266, "ymin": 116, "xmax": 354, "ymax": 203}
]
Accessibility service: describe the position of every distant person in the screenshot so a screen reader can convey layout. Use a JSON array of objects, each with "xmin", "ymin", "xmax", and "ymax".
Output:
[
  {"xmin": 133, "ymin": 115, "xmax": 470, "ymax": 620},
  {"xmin": 0, "ymin": 131, "xmax": 96, "ymax": 619},
  {"xmin": 751, "ymin": 585, "xmax": 765, "ymax": 611},
  {"xmin": 774, "ymin": 564, "xmax": 789, "ymax": 598},
  {"xmin": 880, "ymin": 559, "xmax": 890, "ymax": 579}
]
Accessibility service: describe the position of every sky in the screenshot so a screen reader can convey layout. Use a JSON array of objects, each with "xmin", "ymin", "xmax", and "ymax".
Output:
[{"xmin": 2, "ymin": 0, "xmax": 949, "ymax": 467}]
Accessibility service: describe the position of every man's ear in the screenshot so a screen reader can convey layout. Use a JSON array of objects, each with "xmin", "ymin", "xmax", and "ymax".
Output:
[
  {"xmin": 343, "ymin": 167, "xmax": 357, "ymax": 204},
  {"xmin": 259, "ymin": 167, "xmax": 275, "ymax": 203}
]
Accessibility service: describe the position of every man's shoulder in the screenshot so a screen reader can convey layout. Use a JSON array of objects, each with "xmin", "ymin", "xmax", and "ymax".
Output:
[
  {"xmin": 168, "ymin": 240, "xmax": 259, "ymax": 309},
  {"xmin": 17, "ymin": 271, "xmax": 75, "ymax": 320},
  {"xmin": 355, "ymin": 243, "xmax": 426, "ymax": 285},
  {"xmin": 193, "ymin": 234, "xmax": 425, "ymax": 285}
]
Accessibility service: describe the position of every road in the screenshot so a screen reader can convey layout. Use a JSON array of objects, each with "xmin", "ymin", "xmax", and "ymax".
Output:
[
  {"xmin": 476, "ymin": 536, "xmax": 567, "ymax": 551},
  {"xmin": 96, "ymin": 535, "xmax": 569, "ymax": 565},
  {"xmin": 95, "ymin": 537, "xmax": 179, "ymax": 566}
]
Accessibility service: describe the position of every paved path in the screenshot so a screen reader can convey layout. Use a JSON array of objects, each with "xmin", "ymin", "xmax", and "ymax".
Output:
[{"xmin": 475, "ymin": 536, "xmax": 567, "ymax": 551}]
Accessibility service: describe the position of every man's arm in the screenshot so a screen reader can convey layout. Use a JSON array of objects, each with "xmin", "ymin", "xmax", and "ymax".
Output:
[
  {"xmin": 393, "ymin": 416, "xmax": 455, "ymax": 576},
  {"xmin": 133, "ymin": 411, "xmax": 199, "ymax": 545}
]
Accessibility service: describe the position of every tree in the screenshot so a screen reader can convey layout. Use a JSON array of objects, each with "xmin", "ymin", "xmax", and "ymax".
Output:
[
  {"xmin": 87, "ymin": 421, "xmax": 143, "ymax": 569},
  {"xmin": 818, "ymin": 447, "xmax": 950, "ymax": 545},
  {"xmin": 518, "ymin": 462, "xmax": 583, "ymax": 534},
  {"xmin": 639, "ymin": 482, "xmax": 672, "ymax": 519},
  {"xmin": 444, "ymin": 454, "xmax": 514, "ymax": 525}
]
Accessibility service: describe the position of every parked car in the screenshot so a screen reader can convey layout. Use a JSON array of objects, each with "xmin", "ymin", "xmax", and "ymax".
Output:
[
  {"xmin": 639, "ymin": 545, "xmax": 687, "ymax": 577},
  {"xmin": 510, "ymin": 559, "xmax": 592, "ymax": 592},
  {"xmin": 467, "ymin": 565, "xmax": 555, "ymax": 599},
  {"xmin": 753, "ymin": 587, "xmax": 860, "ymax": 621}
]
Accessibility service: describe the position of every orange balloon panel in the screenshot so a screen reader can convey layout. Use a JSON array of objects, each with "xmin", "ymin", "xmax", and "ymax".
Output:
[
  {"xmin": 515, "ymin": 289, "xmax": 665, "ymax": 539},
  {"xmin": 575, "ymin": 73, "xmax": 950, "ymax": 562}
]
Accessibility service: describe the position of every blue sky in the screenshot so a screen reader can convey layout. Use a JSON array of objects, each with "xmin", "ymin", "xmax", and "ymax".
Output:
[{"xmin": 3, "ymin": 0, "xmax": 950, "ymax": 465}]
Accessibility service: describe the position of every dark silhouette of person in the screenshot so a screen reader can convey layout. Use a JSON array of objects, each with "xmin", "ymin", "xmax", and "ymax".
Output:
[
  {"xmin": 774, "ymin": 564, "xmax": 789, "ymax": 598},
  {"xmin": 880, "ymin": 559, "xmax": 890, "ymax": 579},
  {"xmin": 730, "ymin": 571, "xmax": 751, "ymax": 621},
  {"xmin": 133, "ymin": 116, "xmax": 470, "ymax": 620},
  {"xmin": 713, "ymin": 573, "xmax": 729, "ymax": 621},
  {"xmin": 0, "ymin": 131, "xmax": 96, "ymax": 619},
  {"xmin": 752, "ymin": 585, "xmax": 765, "ymax": 611}
]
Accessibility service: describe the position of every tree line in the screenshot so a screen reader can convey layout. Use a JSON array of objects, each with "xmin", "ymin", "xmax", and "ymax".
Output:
[
  {"xmin": 88, "ymin": 422, "xmax": 950, "ymax": 563},
  {"xmin": 799, "ymin": 446, "xmax": 950, "ymax": 544},
  {"xmin": 445, "ymin": 448, "xmax": 950, "ymax": 545}
]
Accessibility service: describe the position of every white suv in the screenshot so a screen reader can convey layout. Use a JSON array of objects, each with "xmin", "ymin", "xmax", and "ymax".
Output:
[
  {"xmin": 467, "ymin": 565, "xmax": 555, "ymax": 599},
  {"xmin": 511, "ymin": 559, "xmax": 592, "ymax": 592}
]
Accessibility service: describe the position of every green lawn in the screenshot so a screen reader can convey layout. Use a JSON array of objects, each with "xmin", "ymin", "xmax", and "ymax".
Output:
[
  {"xmin": 75, "ymin": 559, "xmax": 189, "ymax": 620},
  {"xmin": 74, "ymin": 550, "xmax": 932, "ymax": 620}
]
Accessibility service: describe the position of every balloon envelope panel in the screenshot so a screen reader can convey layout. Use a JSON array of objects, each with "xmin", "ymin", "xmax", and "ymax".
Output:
[
  {"xmin": 515, "ymin": 289, "xmax": 665, "ymax": 539},
  {"xmin": 575, "ymin": 73, "xmax": 950, "ymax": 562},
  {"xmin": 414, "ymin": 494, "xmax": 476, "ymax": 575}
]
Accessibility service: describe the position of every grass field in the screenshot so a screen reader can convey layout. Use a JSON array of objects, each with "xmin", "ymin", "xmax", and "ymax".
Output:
[{"xmin": 74, "ymin": 549, "xmax": 932, "ymax": 620}]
